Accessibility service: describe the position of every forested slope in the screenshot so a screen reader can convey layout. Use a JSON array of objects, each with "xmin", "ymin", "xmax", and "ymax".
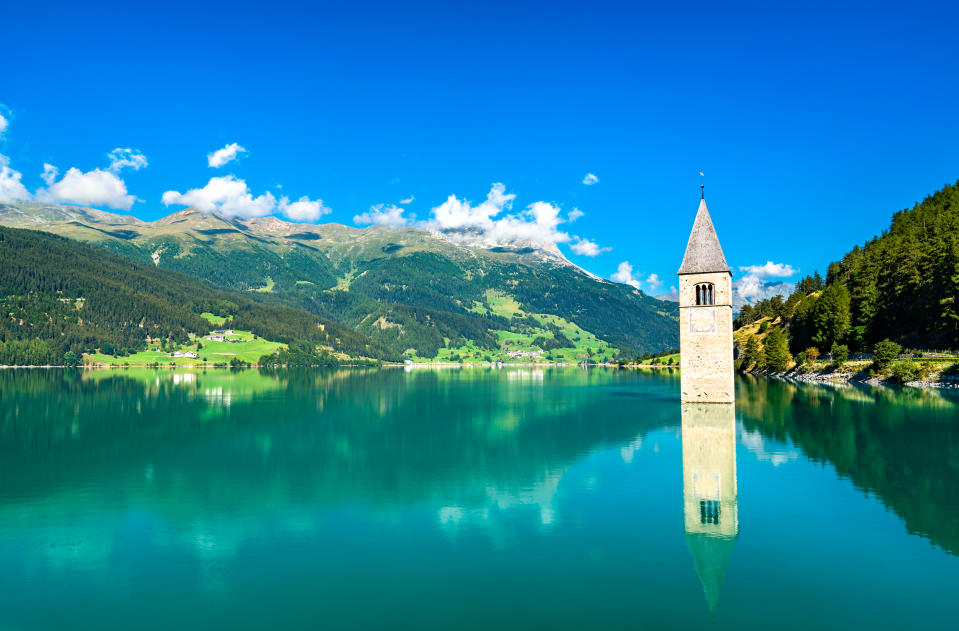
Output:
[{"xmin": 0, "ymin": 227, "xmax": 390, "ymax": 365}]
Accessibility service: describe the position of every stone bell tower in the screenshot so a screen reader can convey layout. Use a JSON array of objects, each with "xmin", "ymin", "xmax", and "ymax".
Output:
[{"xmin": 678, "ymin": 194, "xmax": 734, "ymax": 403}]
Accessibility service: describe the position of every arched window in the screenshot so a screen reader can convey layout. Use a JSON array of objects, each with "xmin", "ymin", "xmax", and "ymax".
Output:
[{"xmin": 695, "ymin": 283, "xmax": 715, "ymax": 306}]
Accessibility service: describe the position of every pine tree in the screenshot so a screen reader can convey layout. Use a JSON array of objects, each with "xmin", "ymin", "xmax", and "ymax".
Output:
[
  {"xmin": 812, "ymin": 283, "xmax": 851, "ymax": 350},
  {"xmin": 743, "ymin": 335, "xmax": 762, "ymax": 368},
  {"xmin": 763, "ymin": 327, "xmax": 791, "ymax": 372}
]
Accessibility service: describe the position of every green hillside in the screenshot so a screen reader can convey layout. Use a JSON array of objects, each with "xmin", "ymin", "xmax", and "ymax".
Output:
[
  {"xmin": 0, "ymin": 203, "xmax": 679, "ymax": 359},
  {"xmin": 0, "ymin": 226, "xmax": 389, "ymax": 365},
  {"xmin": 734, "ymin": 180, "xmax": 959, "ymax": 373}
]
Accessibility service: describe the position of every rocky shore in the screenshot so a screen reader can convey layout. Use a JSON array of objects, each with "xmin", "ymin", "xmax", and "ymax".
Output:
[{"xmin": 754, "ymin": 364, "xmax": 959, "ymax": 390}]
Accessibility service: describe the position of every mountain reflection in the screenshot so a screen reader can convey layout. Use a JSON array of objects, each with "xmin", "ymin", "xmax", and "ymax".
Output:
[
  {"xmin": 0, "ymin": 367, "xmax": 677, "ymax": 526},
  {"xmin": 682, "ymin": 403, "xmax": 738, "ymax": 613}
]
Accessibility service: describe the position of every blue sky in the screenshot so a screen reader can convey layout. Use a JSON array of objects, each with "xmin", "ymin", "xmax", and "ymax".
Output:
[{"xmin": 1, "ymin": 0, "xmax": 957, "ymax": 297}]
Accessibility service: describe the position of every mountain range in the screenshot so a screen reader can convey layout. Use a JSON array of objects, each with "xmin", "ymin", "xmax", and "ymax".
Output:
[{"xmin": 0, "ymin": 202, "xmax": 678, "ymax": 360}]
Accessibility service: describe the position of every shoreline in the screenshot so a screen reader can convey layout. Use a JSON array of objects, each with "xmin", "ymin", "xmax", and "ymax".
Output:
[
  {"xmin": 748, "ymin": 367, "xmax": 959, "ymax": 390},
  {"xmin": 4, "ymin": 362, "xmax": 955, "ymax": 391}
]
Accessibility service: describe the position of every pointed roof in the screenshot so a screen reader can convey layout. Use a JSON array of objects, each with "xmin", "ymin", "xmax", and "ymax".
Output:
[
  {"xmin": 678, "ymin": 198, "xmax": 730, "ymax": 275},
  {"xmin": 686, "ymin": 532, "xmax": 737, "ymax": 613}
]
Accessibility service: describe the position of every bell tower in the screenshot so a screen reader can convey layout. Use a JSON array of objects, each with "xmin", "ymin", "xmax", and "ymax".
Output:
[{"xmin": 678, "ymin": 195, "xmax": 734, "ymax": 403}]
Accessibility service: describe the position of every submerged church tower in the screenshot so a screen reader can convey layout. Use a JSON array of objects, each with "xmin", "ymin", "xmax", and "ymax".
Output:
[
  {"xmin": 678, "ymin": 194, "xmax": 734, "ymax": 403},
  {"xmin": 682, "ymin": 402, "xmax": 738, "ymax": 613}
]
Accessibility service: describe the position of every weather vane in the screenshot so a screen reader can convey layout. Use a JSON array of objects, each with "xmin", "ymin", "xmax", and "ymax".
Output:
[{"xmin": 699, "ymin": 171, "xmax": 705, "ymax": 199}]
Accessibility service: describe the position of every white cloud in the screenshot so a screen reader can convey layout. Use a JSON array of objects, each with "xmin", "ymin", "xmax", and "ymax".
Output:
[
  {"xmin": 431, "ymin": 182, "xmax": 515, "ymax": 231},
  {"xmin": 0, "ymin": 116, "xmax": 32, "ymax": 202},
  {"xmin": 739, "ymin": 261, "xmax": 798, "ymax": 279},
  {"xmin": 354, "ymin": 204, "xmax": 410, "ymax": 227},
  {"xmin": 278, "ymin": 195, "xmax": 331, "ymax": 222},
  {"xmin": 38, "ymin": 167, "xmax": 136, "ymax": 210},
  {"xmin": 162, "ymin": 175, "xmax": 275, "ymax": 218},
  {"xmin": 399, "ymin": 196, "xmax": 414, "ymax": 205},
  {"xmin": 361, "ymin": 183, "xmax": 604, "ymax": 257},
  {"xmin": 0, "ymin": 116, "xmax": 142, "ymax": 209},
  {"xmin": 41, "ymin": 163, "xmax": 58, "ymax": 186},
  {"xmin": 735, "ymin": 274, "xmax": 765, "ymax": 301},
  {"xmin": 427, "ymin": 183, "xmax": 572, "ymax": 249},
  {"xmin": 734, "ymin": 261, "xmax": 799, "ymax": 307},
  {"xmin": 162, "ymin": 175, "xmax": 327, "ymax": 221},
  {"xmin": 582, "ymin": 173, "xmax": 599, "ymax": 186},
  {"xmin": 0, "ymin": 154, "xmax": 31, "ymax": 202},
  {"xmin": 207, "ymin": 142, "xmax": 247, "ymax": 168},
  {"xmin": 569, "ymin": 237, "xmax": 609, "ymax": 257},
  {"xmin": 612, "ymin": 261, "xmax": 641, "ymax": 289},
  {"xmin": 567, "ymin": 208, "xmax": 584, "ymax": 222},
  {"xmin": 107, "ymin": 148, "xmax": 147, "ymax": 172},
  {"xmin": 645, "ymin": 273, "xmax": 663, "ymax": 291}
]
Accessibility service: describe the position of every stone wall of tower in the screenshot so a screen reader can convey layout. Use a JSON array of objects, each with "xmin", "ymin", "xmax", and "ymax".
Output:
[{"xmin": 679, "ymin": 271, "xmax": 735, "ymax": 403}]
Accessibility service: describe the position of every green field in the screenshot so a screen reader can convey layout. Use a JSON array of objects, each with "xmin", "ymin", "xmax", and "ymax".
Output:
[
  {"xmin": 200, "ymin": 312, "xmax": 231, "ymax": 325},
  {"xmin": 484, "ymin": 289, "xmax": 523, "ymax": 317},
  {"xmin": 252, "ymin": 276, "xmax": 275, "ymax": 292},
  {"xmin": 86, "ymin": 328, "xmax": 285, "ymax": 366}
]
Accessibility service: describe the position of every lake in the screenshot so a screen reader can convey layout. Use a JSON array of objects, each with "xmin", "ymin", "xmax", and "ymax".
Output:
[{"xmin": 1, "ymin": 367, "xmax": 957, "ymax": 629}]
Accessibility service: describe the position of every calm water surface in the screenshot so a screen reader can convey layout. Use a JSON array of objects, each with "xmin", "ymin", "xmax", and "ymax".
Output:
[{"xmin": 1, "ymin": 368, "xmax": 957, "ymax": 629}]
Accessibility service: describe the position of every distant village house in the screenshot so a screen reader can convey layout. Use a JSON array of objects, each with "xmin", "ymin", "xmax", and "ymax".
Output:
[{"xmin": 507, "ymin": 350, "xmax": 544, "ymax": 360}]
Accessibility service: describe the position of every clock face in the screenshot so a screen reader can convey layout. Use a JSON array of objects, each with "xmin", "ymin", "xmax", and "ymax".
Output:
[{"xmin": 690, "ymin": 307, "xmax": 716, "ymax": 333}]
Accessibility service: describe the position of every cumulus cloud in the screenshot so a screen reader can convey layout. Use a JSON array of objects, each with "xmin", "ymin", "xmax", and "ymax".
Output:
[
  {"xmin": 582, "ymin": 173, "xmax": 599, "ymax": 186},
  {"xmin": 41, "ymin": 163, "xmax": 58, "ymax": 186},
  {"xmin": 399, "ymin": 195, "xmax": 414, "ymax": 205},
  {"xmin": 207, "ymin": 142, "xmax": 247, "ymax": 168},
  {"xmin": 612, "ymin": 261, "xmax": 641, "ymax": 289},
  {"xmin": 162, "ymin": 175, "xmax": 274, "ymax": 217},
  {"xmin": 0, "ymin": 154, "xmax": 31, "ymax": 202},
  {"xmin": 279, "ymin": 195, "xmax": 331, "ymax": 222},
  {"xmin": 735, "ymin": 275, "xmax": 765, "ymax": 301},
  {"xmin": 734, "ymin": 261, "xmax": 799, "ymax": 306},
  {"xmin": 733, "ymin": 277, "xmax": 796, "ymax": 306},
  {"xmin": 427, "ymin": 183, "xmax": 573, "ymax": 249},
  {"xmin": 107, "ymin": 148, "xmax": 148, "ymax": 172},
  {"xmin": 38, "ymin": 167, "xmax": 136, "ymax": 210},
  {"xmin": 739, "ymin": 261, "xmax": 798, "ymax": 279},
  {"xmin": 162, "ymin": 175, "xmax": 327, "ymax": 222},
  {"xmin": 360, "ymin": 183, "xmax": 604, "ymax": 258},
  {"xmin": 0, "ymin": 116, "xmax": 33, "ymax": 202},
  {"xmin": 354, "ymin": 204, "xmax": 411, "ymax": 227},
  {"xmin": 567, "ymin": 208, "xmax": 584, "ymax": 222},
  {"xmin": 569, "ymin": 237, "xmax": 609, "ymax": 257},
  {"xmin": 645, "ymin": 273, "xmax": 663, "ymax": 291},
  {"xmin": 431, "ymin": 182, "xmax": 515, "ymax": 230},
  {"xmin": 0, "ymin": 116, "xmax": 143, "ymax": 209}
]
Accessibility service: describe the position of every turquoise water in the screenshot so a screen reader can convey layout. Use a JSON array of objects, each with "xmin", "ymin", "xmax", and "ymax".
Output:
[{"xmin": 1, "ymin": 368, "xmax": 957, "ymax": 629}]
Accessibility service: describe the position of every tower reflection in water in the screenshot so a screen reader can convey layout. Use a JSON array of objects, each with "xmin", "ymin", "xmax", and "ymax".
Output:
[{"xmin": 681, "ymin": 403, "xmax": 738, "ymax": 613}]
